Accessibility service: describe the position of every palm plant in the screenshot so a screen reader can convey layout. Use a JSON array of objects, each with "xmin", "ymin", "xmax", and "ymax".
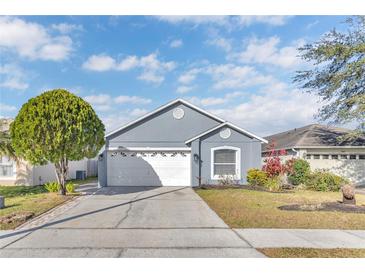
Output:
[{"xmin": 0, "ymin": 119, "xmax": 19, "ymax": 163}]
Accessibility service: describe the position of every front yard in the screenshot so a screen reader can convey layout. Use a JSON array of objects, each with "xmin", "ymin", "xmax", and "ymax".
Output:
[
  {"xmin": 0, "ymin": 177, "xmax": 96, "ymax": 230},
  {"xmin": 195, "ymin": 188, "xmax": 365, "ymax": 229}
]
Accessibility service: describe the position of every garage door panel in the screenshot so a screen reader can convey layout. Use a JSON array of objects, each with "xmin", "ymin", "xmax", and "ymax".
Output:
[{"xmin": 108, "ymin": 151, "xmax": 190, "ymax": 186}]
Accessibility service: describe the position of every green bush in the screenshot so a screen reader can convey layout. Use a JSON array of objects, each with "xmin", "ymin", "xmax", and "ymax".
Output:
[
  {"xmin": 287, "ymin": 158, "xmax": 311, "ymax": 185},
  {"xmin": 264, "ymin": 176, "xmax": 281, "ymax": 192},
  {"xmin": 247, "ymin": 168, "xmax": 268, "ymax": 186},
  {"xmin": 44, "ymin": 181, "xmax": 60, "ymax": 193},
  {"xmin": 66, "ymin": 183, "xmax": 75, "ymax": 193},
  {"xmin": 306, "ymin": 170, "xmax": 349, "ymax": 191}
]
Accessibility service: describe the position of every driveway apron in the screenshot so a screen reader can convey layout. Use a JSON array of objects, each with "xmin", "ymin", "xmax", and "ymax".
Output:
[{"xmin": 0, "ymin": 185, "xmax": 265, "ymax": 258}]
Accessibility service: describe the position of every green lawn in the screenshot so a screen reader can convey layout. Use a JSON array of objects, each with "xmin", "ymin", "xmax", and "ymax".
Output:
[
  {"xmin": 0, "ymin": 193, "xmax": 71, "ymax": 230},
  {"xmin": 0, "ymin": 176, "xmax": 96, "ymax": 230},
  {"xmin": 259, "ymin": 248, "xmax": 365, "ymax": 258},
  {"xmin": 195, "ymin": 188, "xmax": 365, "ymax": 229}
]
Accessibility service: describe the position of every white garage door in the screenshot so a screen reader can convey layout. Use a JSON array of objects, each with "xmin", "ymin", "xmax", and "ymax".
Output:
[{"xmin": 108, "ymin": 150, "xmax": 191, "ymax": 186}]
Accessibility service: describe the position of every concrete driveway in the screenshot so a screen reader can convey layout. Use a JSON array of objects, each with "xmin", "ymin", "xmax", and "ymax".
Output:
[{"xmin": 0, "ymin": 185, "xmax": 264, "ymax": 258}]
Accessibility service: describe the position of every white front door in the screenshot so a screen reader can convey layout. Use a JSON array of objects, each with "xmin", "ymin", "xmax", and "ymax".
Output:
[{"xmin": 108, "ymin": 150, "xmax": 191, "ymax": 186}]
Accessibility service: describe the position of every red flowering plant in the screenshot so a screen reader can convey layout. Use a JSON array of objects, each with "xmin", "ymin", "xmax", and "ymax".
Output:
[{"xmin": 262, "ymin": 141, "xmax": 287, "ymax": 177}]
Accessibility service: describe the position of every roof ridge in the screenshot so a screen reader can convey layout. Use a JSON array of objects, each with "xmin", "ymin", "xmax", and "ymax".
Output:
[{"xmin": 296, "ymin": 124, "xmax": 317, "ymax": 146}]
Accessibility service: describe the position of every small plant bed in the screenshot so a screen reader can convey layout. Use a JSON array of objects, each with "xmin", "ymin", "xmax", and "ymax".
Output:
[
  {"xmin": 258, "ymin": 248, "xmax": 365, "ymax": 258},
  {"xmin": 279, "ymin": 202, "xmax": 365, "ymax": 213},
  {"xmin": 199, "ymin": 184, "xmax": 293, "ymax": 193}
]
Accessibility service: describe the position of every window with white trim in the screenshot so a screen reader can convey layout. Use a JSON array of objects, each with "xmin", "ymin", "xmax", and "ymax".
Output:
[
  {"xmin": 0, "ymin": 156, "xmax": 15, "ymax": 177},
  {"xmin": 211, "ymin": 146, "xmax": 241, "ymax": 179}
]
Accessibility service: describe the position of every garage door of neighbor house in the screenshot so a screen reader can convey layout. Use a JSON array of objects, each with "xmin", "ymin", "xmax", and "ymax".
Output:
[{"xmin": 108, "ymin": 150, "xmax": 191, "ymax": 186}]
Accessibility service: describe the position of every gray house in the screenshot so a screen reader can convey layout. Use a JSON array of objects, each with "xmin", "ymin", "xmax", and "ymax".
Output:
[{"xmin": 98, "ymin": 99, "xmax": 267, "ymax": 187}]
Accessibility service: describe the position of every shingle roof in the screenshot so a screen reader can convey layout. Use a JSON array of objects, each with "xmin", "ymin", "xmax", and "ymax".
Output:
[{"xmin": 262, "ymin": 124, "xmax": 365, "ymax": 151}]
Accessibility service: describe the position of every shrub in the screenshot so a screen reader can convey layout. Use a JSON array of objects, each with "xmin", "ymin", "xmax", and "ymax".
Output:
[
  {"xmin": 262, "ymin": 141, "xmax": 287, "ymax": 177},
  {"xmin": 44, "ymin": 181, "xmax": 60, "ymax": 193},
  {"xmin": 306, "ymin": 170, "xmax": 349, "ymax": 191},
  {"xmin": 247, "ymin": 168, "xmax": 268, "ymax": 186},
  {"xmin": 286, "ymin": 158, "xmax": 311, "ymax": 185},
  {"xmin": 66, "ymin": 183, "xmax": 75, "ymax": 193},
  {"xmin": 264, "ymin": 176, "xmax": 281, "ymax": 192},
  {"xmin": 218, "ymin": 175, "xmax": 236, "ymax": 186}
]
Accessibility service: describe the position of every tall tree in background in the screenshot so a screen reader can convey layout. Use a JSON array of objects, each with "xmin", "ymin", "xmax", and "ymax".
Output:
[
  {"xmin": 10, "ymin": 89, "xmax": 105, "ymax": 195},
  {"xmin": 294, "ymin": 16, "xmax": 365, "ymax": 138}
]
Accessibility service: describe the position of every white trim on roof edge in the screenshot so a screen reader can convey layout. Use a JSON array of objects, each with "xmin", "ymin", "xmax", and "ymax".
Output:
[
  {"xmin": 108, "ymin": 147, "xmax": 191, "ymax": 151},
  {"xmin": 185, "ymin": 122, "xmax": 268, "ymax": 144},
  {"xmin": 105, "ymin": 98, "xmax": 225, "ymax": 138},
  {"xmin": 262, "ymin": 145, "xmax": 365, "ymax": 152}
]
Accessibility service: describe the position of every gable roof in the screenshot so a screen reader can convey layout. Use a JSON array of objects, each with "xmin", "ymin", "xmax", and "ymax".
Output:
[
  {"xmin": 185, "ymin": 121, "xmax": 268, "ymax": 144},
  {"xmin": 262, "ymin": 124, "xmax": 365, "ymax": 151},
  {"xmin": 105, "ymin": 98, "xmax": 225, "ymax": 138}
]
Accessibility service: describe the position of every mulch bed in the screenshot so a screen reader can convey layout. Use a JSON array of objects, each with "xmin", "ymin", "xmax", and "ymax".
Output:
[
  {"xmin": 0, "ymin": 211, "xmax": 35, "ymax": 225},
  {"xmin": 198, "ymin": 184, "xmax": 294, "ymax": 193},
  {"xmin": 279, "ymin": 202, "xmax": 365, "ymax": 214}
]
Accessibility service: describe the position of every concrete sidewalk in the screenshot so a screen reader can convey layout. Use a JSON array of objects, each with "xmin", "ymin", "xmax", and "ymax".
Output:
[{"xmin": 235, "ymin": 229, "xmax": 365, "ymax": 249}]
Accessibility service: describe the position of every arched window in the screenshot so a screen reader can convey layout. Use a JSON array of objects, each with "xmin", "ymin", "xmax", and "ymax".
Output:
[{"xmin": 211, "ymin": 146, "xmax": 241, "ymax": 180}]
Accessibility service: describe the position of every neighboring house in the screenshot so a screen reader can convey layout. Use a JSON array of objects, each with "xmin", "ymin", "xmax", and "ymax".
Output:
[
  {"xmin": 262, "ymin": 124, "xmax": 365, "ymax": 185},
  {"xmin": 0, "ymin": 118, "xmax": 98, "ymax": 186},
  {"xmin": 98, "ymin": 98, "xmax": 267, "ymax": 187}
]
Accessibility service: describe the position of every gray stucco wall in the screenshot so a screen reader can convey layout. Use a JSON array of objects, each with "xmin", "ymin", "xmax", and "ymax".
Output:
[
  {"xmin": 190, "ymin": 126, "xmax": 262, "ymax": 186},
  {"xmin": 106, "ymin": 102, "xmax": 221, "ymax": 148}
]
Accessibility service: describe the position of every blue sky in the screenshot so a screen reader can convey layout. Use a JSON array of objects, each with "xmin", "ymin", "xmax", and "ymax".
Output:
[{"xmin": 0, "ymin": 16, "xmax": 348, "ymax": 136}]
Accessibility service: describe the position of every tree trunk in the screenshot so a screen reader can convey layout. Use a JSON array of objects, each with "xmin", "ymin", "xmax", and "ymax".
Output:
[{"xmin": 55, "ymin": 157, "xmax": 69, "ymax": 195}]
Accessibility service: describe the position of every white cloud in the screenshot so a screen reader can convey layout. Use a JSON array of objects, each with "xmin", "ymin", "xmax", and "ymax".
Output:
[
  {"xmin": 206, "ymin": 37, "xmax": 232, "ymax": 52},
  {"xmin": 83, "ymin": 94, "xmax": 112, "ymax": 111},
  {"xmin": 186, "ymin": 91, "xmax": 243, "ymax": 107},
  {"xmin": 114, "ymin": 95, "xmax": 151, "ymax": 104},
  {"xmin": 236, "ymin": 16, "xmax": 292, "ymax": 27},
  {"xmin": 102, "ymin": 108, "xmax": 149, "ymax": 132},
  {"xmin": 207, "ymin": 82, "xmax": 321, "ymax": 136},
  {"xmin": 234, "ymin": 36, "xmax": 303, "ymax": 69},
  {"xmin": 83, "ymin": 93, "xmax": 151, "ymax": 113},
  {"xmin": 129, "ymin": 108, "xmax": 148, "ymax": 117},
  {"xmin": 0, "ymin": 16, "xmax": 73, "ymax": 61},
  {"xmin": 84, "ymin": 94, "xmax": 111, "ymax": 105},
  {"xmin": 155, "ymin": 16, "xmax": 292, "ymax": 29},
  {"xmin": 82, "ymin": 54, "xmax": 116, "ymax": 71},
  {"xmin": 0, "ymin": 63, "xmax": 29, "ymax": 90},
  {"xmin": 178, "ymin": 63, "xmax": 273, "ymax": 90},
  {"xmin": 117, "ymin": 56, "xmax": 139, "ymax": 71},
  {"xmin": 0, "ymin": 103, "xmax": 17, "ymax": 113},
  {"xmin": 176, "ymin": 86, "xmax": 194, "ymax": 94},
  {"xmin": 51, "ymin": 23, "xmax": 83, "ymax": 34},
  {"xmin": 82, "ymin": 53, "xmax": 176, "ymax": 84},
  {"xmin": 169, "ymin": 39, "xmax": 183, "ymax": 48},
  {"xmin": 206, "ymin": 64, "xmax": 273, "ymax": 90},
  {"xmin": 178, "ymin": 68, "xmax": 201, "ymax": 84},
  {"xmin": 306, "ymin": 20, "xmax": 319, "ymax": 30}
]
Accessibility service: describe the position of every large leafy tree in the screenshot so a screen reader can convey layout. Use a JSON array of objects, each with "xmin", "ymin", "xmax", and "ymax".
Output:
[
  {"xmin": 294, "ymin": 16, "xmax": 365, "ymax": 138},
  {"xmin": 10, "ymin": 89, "xmax": 105, "ymax": 195}
]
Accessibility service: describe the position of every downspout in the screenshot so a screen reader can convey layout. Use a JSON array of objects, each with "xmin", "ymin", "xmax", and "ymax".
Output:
[{"xmin": 198, "ymin": 139, "xmax": 202, "ymax": 187}]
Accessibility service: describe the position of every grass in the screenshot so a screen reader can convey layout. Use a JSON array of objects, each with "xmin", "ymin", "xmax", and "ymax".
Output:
[
  {"xmin": 0, "ymin": 193, "xmax": 72, "ymax": 230},
  {"xmin": 195, "ymin": 188, "xmax": 365, "ymax": 229},
  {"xmin": 0, "ymin": 185, "xmax": 47, "ymax": 198},
  {"xmin": 259, "ymin": 248, "xmax": 365, "ymax": 258},
  {"xmin": 0, "ymin": 176, "xmax": 96, "ymax": 230}
]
